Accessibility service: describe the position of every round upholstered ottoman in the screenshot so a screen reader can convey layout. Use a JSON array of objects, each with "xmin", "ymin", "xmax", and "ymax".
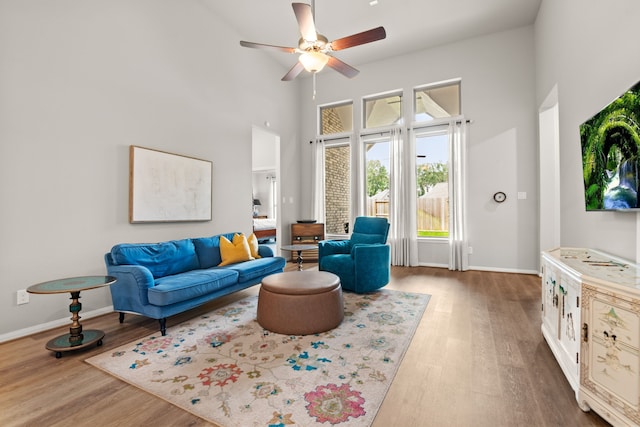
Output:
[{"xmin": 257, "ymin": 271, "xmax": 344, "ymax": 335}]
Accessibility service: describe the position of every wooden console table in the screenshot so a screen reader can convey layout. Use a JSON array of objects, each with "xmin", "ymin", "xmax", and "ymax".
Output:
[
  {"xmin": 27, "ymin": 276, "xmax": 116, "ymax": 358},
  {"xmin": 541, "ymin": 248, "xmax": 640, "ymax": 426},
  {"xmin": 290, "ymin": 222, "xmax": 324, "ymax": 261}
]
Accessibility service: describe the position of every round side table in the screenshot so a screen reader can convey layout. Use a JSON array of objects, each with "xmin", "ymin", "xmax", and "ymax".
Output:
[
  {"xmin": 27, "ymin": 275, "xmax": 116, "ymax": 358},
  {"xmin": 280, "ymin": 244, "xmax": 319, "ymax": 270}
]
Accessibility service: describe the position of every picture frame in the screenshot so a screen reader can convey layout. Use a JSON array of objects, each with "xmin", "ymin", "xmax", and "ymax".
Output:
[{"xmin": 129, "ymin": 145, "xmax": 212, "ymax": 223}]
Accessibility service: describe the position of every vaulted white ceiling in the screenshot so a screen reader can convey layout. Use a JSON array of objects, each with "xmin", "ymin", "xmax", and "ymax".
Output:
[{"xmin": 202, "ymin": 0, "xmax": 542, "ymax": 73}]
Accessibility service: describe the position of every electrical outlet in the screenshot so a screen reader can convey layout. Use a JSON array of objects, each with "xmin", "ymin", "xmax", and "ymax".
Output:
[
  {"xmin": 468, "ymin": 246, "xmax": 473, "ymax": 254},
  {"xmin": 17, "ymin": 289, "xmax": 29, "ymax": 305}
]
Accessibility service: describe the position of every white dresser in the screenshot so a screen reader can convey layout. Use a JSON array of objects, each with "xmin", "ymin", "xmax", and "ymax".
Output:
[{"xmin": 541, "ymin": 248, "xmax": 640, "ymax": 427}]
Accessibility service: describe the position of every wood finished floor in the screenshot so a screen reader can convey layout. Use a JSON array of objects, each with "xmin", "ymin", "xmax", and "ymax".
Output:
[{"xmin": 0, "ymin": 263, "xmax": 611, "ymax": 427}]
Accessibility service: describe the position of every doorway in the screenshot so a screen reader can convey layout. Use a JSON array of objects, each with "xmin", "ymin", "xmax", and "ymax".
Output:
[{"xmin": 252, "ymin": 126, "xmax": 281, "ymax": 251}]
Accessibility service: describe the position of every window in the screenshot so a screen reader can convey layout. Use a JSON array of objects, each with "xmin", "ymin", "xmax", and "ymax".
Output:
[
  {"xmin": 319, "ymin": 101, "xmax": 353, "ymax": 235},
  {"xmin": 324, "ymin": 140, "xmax": 351, "ymax": 235},
  {"xmin": 361, "ymin": 93, "xmax": 400, "ymax": 222},
  {"xmin": 320, "ymin": 102, "xmax": 353, "ymax": 135},
  {"xmin": 363, "ymin": 93, "xmax": 402, "ymax": 129},
  {"xmin": 316, "ymin": 81, "xmax": 463, "ymax": 257},
  {"xmin": 415, "ymin": 128, "xmax": 449, "ymax": 237},
  {"xmin": 414, "ymin": 81, "xmax": 460, "ymax": 122},
  {"xmin": 363, "ymin": 136, "xmax": 390, "ymax": 219}
]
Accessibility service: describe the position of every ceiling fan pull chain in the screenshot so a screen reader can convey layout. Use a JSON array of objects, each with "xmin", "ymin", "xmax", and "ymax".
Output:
[{"xmin": 313, "ymin": 73, "xmax": 317, "ymax": 100}]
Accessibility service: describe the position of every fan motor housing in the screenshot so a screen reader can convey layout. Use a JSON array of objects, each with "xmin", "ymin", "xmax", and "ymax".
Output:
[{"xmin": 299, "ymin": 34, "xmax": 328, "ymax": 52}]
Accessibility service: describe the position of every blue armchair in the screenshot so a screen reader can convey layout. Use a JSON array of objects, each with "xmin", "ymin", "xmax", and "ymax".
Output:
[{"xmin": 318, "ymin": 216, "xmax": 390, "ymax": 293}]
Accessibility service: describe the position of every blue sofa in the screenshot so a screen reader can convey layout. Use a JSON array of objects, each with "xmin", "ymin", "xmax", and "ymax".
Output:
[{"xmin": 105, "ymin": 233, "xmax": 286, "ymax": 335}]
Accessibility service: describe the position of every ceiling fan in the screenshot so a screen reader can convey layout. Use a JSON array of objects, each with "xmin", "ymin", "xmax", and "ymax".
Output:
[{"xmin": 240, "ymin": 2, "xmax": 386, "ymax": 81}]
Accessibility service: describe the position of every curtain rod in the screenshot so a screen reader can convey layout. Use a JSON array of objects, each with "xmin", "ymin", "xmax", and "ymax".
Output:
[
  {"xmin": 310, "ymin": 119, "xmax": 473, "ymax": 143},
  {"xmin": 409, "ymin": 118, "xmax": 473, "ymax": 132}
]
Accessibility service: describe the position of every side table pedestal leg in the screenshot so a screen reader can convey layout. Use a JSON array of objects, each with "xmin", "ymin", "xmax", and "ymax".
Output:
[
  {"xmin": 296, "ymin": 250, "xmax": 303, "ymax": 270},
  {"xmin": 44, "ymin": 290, "xmax": 105, "ymax": 358}
]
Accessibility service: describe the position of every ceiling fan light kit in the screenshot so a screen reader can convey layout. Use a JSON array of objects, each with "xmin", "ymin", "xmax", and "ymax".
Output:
[
  {"xmin": 239, "ymin": 2, "xmax": 386, "ymax": 82},
  {"xmin": 299, "ymin": 51, "xmax": 329, "ymax": 72}
]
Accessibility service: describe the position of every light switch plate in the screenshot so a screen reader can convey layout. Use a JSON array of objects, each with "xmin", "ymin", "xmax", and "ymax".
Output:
[{"xmin": 17, "ymin": 289, "xmax": 29, "ymax": 305}]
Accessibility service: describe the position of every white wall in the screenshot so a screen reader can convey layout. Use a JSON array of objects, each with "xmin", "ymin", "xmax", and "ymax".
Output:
[
  {"xmin": 252, "ymin": 126, "xmax": 278, "ymax": 171},
  {"xmin": 299, "ymin": 26, "xmax": 539, "ymax": 273},
  {"xmin": 535, "ymin": 0, "xmax": 640, "ymax": 261},
  {"xmin": 0, "ymin": 1, "xmax": 300, "ymax": 337}
]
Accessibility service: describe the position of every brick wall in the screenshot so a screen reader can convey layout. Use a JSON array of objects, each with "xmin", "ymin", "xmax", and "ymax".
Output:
[{"xmin": 324, "ymin": 145, "xmax": 350, "ymax": 234}]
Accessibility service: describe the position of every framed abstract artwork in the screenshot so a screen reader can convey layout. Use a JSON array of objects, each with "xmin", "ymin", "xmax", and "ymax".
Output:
[{"xmin": 129, "ymin": 145, "xmax": 212, "ymax": 223}]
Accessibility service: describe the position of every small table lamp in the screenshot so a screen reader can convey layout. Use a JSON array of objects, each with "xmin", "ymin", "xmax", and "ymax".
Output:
[{"xmin": 253, "ymin": 198, "xmax": 262, "ymax": 217}]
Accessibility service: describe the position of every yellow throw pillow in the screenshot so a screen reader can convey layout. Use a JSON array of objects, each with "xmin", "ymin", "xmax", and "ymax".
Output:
[
  {"xmin": 218, "ymin": 233, "xmax": 253, "ymax": 266},
  {"xmin": 247, "ymin": 233, "xmax": 261, "ymax": 259}
]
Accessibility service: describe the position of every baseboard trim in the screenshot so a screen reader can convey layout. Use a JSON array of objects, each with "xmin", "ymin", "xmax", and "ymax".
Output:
[
  {"xmin": 468, "ymin": 265, "xmax": 539, "ymax": 275},
  {"xmin": 417, "ymin": 262, "xmax": 449, "ymax": 268},
  {"xmin": 0, "ymin": 305, "xmax": 114, "ymax": 343},
  {"xmin": 416, "ymin": 262, "xmax": 538, "ymax": 275}
]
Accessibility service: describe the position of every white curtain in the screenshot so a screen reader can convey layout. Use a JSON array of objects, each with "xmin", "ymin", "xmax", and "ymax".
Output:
[
  {"xmin": 269, "ymin": 174, "xmax": 277, "ymax": 219},
  {"xmin": 389, "ymin": 127, "xmax": 419, "ymax": 266},
  {"xmin": 448, "ymin": 119, "xmax": 469, "ymax": 271},
  {"xmin": 312, "ymin": 139, "xmax": 325, "ymax": 224}
]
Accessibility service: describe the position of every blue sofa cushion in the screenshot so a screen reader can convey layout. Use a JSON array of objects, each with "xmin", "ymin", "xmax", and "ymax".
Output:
[
  {"xmin": 221, "ymin": 257, "xmax": 286, "ymax": 283},
  {"xmin": 150, "ymin": 268, "xmax": 239, "ymax": 306},
  {"xmin": 192, "ymin": 233, "xmax": 236, "ymax": 269},
  {"xmin": 110, "ymin": 239, "xmax": 200, "ymax": 279}
]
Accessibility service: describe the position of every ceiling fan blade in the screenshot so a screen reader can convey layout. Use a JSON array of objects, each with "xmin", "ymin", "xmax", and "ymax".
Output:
[
  {"xmin": 326, "ymin": 56, "xmax": 359, "ymax": 78},
  {"xmin": 329, "ymin": 26, "xmax": 386, "ymax": 51},
  {"xmin": 240, "ymin": 40, "xmax": 296, "ymax": 54},
  {"xmin": 292, "ymin": 3, "xmax": 317, "ymax": 42},
  {"xmin": 282, "ymin": 61, "xmax": 305, "ymax": 81}
]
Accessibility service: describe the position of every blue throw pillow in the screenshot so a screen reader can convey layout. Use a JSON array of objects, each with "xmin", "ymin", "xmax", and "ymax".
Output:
[
  {"xmin": 192, "ymin": 233, "xmax": 236, "ymax": 269},
  {"xmin": 111, "ymin": 239, "xmax": 199, "ymax": 278}
]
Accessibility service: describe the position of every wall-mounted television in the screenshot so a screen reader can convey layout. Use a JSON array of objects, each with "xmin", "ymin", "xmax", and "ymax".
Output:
[{"xmin": 581, "ymin": 80, "xmax": 640, "ymax": 211}]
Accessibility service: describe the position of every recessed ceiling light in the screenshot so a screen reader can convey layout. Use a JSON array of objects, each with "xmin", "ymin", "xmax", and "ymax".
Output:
[{"xmin": 369, "ymin": 0, "xmax": 378, "ymax": 6}]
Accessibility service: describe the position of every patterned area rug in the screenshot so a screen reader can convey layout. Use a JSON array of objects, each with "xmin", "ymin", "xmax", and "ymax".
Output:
[{"xmin": 86, "ymin": 289, "xmax": 430, "ymax": 427}]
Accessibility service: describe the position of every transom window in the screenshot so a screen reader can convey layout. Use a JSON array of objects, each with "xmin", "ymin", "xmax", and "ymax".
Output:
[
  {"xmin": 320, "ymin": 102, "xmax": 353, "ymax": 135},
  {"xmin": 414, "ymin": 80, "xmax": 460, "ymax": 122},
  {"xmin": 363, "ymin": 93, "xmax": 402, "ymax": 129}
]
